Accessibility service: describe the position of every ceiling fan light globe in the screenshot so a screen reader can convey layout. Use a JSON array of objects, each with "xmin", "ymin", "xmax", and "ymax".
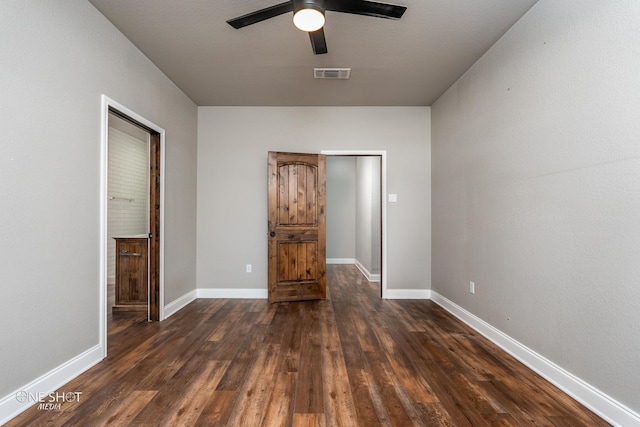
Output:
[{"xmin": 293, "ymin": 8, "xmax": 325, "ymax": 32}]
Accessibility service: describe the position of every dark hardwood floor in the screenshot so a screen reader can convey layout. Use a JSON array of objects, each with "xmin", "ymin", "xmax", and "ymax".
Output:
[{"xmin": 7, "ymin": 265, "xmax": 608, "ymax": 426}]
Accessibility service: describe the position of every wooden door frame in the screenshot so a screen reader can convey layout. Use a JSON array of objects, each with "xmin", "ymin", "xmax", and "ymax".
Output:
[
  {"xmin": 99, "ymin": 95, "xmax": 165, "ymax": 357},
  {"xmin": 322, "ymin": 150, "xmax": 387, "ymax": 298}
]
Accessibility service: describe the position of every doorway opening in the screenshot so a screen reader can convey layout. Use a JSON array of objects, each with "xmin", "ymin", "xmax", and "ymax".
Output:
[
  {"xmin": 107, "ymin": 112, "xmax": 150, "ymax": 320},
  {"xmin": 100, "ymin": 96, "xmax": 165, "ymax": 357},
  {"xmin": 323, "ymin": 150, "xmax": 387, "ymax": 298}
]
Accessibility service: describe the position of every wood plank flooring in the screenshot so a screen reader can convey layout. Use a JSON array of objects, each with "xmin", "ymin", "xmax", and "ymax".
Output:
[{"xmin": 7, "ymin": 265, "xmax": 609, "ymax": 426}]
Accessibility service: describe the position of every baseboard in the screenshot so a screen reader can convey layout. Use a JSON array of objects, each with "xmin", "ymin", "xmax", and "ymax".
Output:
[
  {"xmin": 353, "ymin": 259, "xmax": 381, "ymax": 283},
  {"xmin": 0, "ymin": 344, "xmax": 103, "ymax": 426},
  {"xmin": 326, "ymin": 258, "xmax": 355, "ymax": 264},
  {"xmin": 430, "ymin": 291, "xmax": 640, "ymax": 427},
  {"xmin": 163, "ymin": 289, "xmax": 197, "ymax": 319},
  {"xmin": 196, "ymin": 288, "xmax": 268, "ymax": 299},
  {"xmin": 385, "ymin": 288, "xmax": 431, "ymax": 299}
]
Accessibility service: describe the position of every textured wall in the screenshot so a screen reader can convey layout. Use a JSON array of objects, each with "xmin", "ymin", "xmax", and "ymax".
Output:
[
  {"xmin": 369, "ymin": 158, "xmax": 381, "ymax": 275},
  {"xmin": 432, "ymin": 0, "xmax": 640, "ymax": 412},
  {"xmin": 326, "ymin": 157, "xmax": 356, "ymax": 260},
  {"xmin": 0, "ymin": 0, "xmax": 197, "ymax": 399},
  {"xmin": 355, "ymin": 156, "xmax": 381, "ymax": 275},
  {"xmin": 356, "ymin": 157, "xmax": 373, "ymax": 272}
]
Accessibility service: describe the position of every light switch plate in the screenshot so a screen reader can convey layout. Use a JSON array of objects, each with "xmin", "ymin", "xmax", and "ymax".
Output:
[{"xmin": 388, "ymin": 194, "xmax": 398, "ymax": 203}]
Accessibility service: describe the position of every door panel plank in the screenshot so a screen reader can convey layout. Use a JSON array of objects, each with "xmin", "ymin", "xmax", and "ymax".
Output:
[
  {"xmin": 307, "ymin": 165, "xmax": 317, "ymax": 224},
  {"xmin": 309, "ymin": 242, "xmax": 317, "ymax": 280},
  {"xmin": 289, "ymin": 164, "xmax": 298, "ymax": 224},
  {"xmin": 298, "ymin": 165, "xmax": 307, "ymax": 224},
  {"xmin": 288, "ymin": 242, "xmax": 298, "ymax": 280},
  {"xmin": 279, "ymin": 165, "xmax": 289, "ymax": 225},
  {"xmin": 278, "ymin": 243, "xmax": 288, "ymax": 282},
  {"xmin": 297, "ymin": 243, "xmax": 307, "ymax": 280}
]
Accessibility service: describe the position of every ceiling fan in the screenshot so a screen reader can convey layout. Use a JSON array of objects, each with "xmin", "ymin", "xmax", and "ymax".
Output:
[{"xmin": 227, "ymin": 0, "xmax": 407, "ymax": 55}]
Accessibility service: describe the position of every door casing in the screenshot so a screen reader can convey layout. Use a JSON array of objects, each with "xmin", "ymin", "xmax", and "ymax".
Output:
[{"xmin": 100, "ymin": 95, "xmax": 165, "ymax": 357}]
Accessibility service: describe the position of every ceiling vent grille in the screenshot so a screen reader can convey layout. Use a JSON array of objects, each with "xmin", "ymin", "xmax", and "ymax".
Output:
[{"xmin": 314, "ymin": 68, "xmax": 351, "ymax": 79}]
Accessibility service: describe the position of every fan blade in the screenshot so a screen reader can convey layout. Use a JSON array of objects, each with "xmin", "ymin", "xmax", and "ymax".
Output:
[
  {"xmin": 309, "ymin": 28, "xmax": 328, "ymax": 54},
  {"xmin": 326, "ymin": 0, "xmax": 406, "ymax": 19},
  {"xmin": 227, "ymin": 1, "xmax": 294, "ymax": 29}
]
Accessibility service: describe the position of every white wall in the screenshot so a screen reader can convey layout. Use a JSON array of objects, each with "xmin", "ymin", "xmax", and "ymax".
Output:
[
  {"xmin": 0, "ymin": 0, "xmax": 197, "ymax": 404},
  {"xmin": 356, "ymin": 158, "xmax": 372, "ymax": 273},
  {"xmin": 326, "ymin": 156, "xmax": 356, "ymax": 260},
  {"xmin": 355, "ymin": 156, "xmax": 381, "ymax": 277},
  {"xmin": 370, "ymin": 158, "xmax": 381, "ymax": 275},
  {"xmin": 197, "ymin": 107, "xmax": 430, "ymax": 292},
  {"xmin": 107, "ymin": 123, "xmax": 149, "ymax": 280},
  {"xmin": 432, "ymin": 0, "xmax": 640, "ymax": 414}
]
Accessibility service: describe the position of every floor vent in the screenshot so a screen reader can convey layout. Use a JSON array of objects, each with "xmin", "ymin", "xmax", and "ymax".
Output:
[{"xmin": 314, "ymin": 68, "xmax": 351, "ymax": 79}]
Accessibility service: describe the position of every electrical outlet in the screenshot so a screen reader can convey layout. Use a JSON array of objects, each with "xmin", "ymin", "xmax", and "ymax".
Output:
[
  {"xmin": 246, "ymin": 264, "xmax": 252, "ymax": 273},
  {"xmin": 469, "ymin": 281, "xmax": 475, "ymax": 294}
]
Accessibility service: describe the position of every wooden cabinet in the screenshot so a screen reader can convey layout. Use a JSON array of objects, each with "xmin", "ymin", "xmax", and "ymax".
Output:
[{"xmin": 113, "ymin": 237, "xmax": 148, "ymax": 313}]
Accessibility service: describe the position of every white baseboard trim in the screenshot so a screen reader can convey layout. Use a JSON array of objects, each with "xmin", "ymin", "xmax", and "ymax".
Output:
[
  {"xmin": 327, "ymin": 258, "xmax": 381, "ymax": 282},
  {"xmin": 354, "ymin": 259, "xmax": 381, "ymax": 283},
  {"xmin": 326, "ymin": 258, "xmax": 355, "ymax": 264},
  {"xmin": 0, "ymin": 344, "xmax": 103, "ymax": 426},
  {"xmin": 197, "ymin": 288, "xmax": 268, "ymax": 299},
  {"xmin": 430, "ymin": 291, "xmax": 640, "ymax": 427},
  {"xmin": 164, "ymin": 289, "xmax": 197, "ymax": 319},
  {"xmin": 385, "ymin": 289, "xmax": 431, "ymax": 299}
]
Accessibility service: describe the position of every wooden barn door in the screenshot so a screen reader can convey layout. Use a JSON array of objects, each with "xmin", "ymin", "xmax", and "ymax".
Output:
[{"xmin": 268, "ymin": 152, "xmax": 326, "ymax": 303}]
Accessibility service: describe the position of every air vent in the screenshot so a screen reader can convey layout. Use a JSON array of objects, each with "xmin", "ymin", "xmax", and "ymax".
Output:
[{"xmin": 314, "ymin": 68, "xmax": 351, "ymax": 79}]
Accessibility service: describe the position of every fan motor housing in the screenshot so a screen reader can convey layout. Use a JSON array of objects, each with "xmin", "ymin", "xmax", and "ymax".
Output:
[{"xmin": 294, "ymin": 0, "xmax": 326, "ymax": 14}]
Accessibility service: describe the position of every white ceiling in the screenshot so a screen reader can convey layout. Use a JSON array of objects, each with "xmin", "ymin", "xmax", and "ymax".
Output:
[{"xmin": 88, "ymin": 0, "xmax": 538, "ymax": 106}]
